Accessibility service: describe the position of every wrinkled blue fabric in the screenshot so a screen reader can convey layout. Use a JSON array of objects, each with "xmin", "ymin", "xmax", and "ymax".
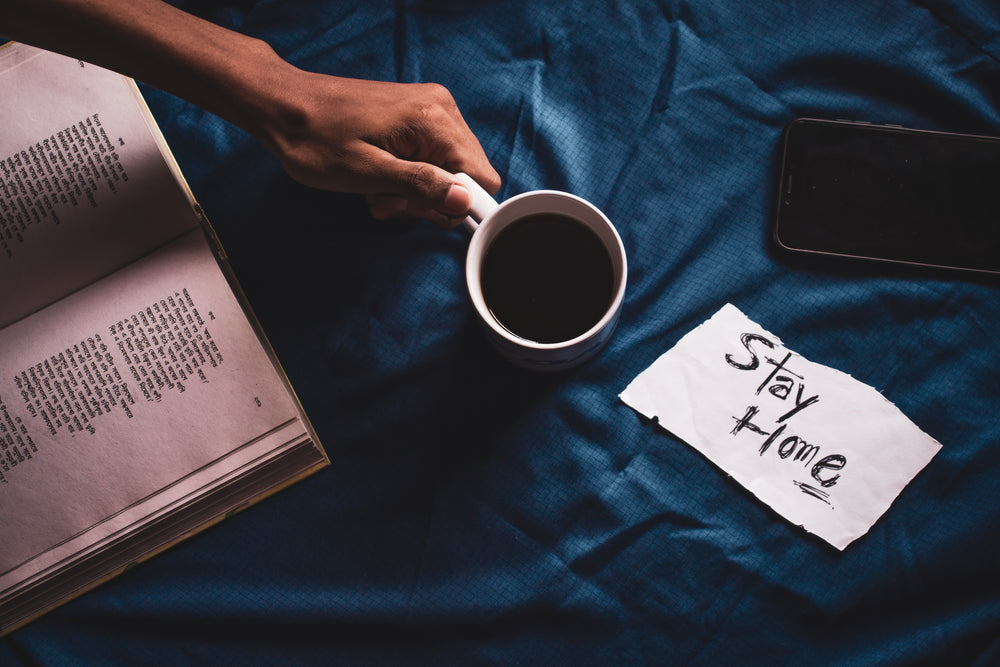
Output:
[{"xmin": 4, "ymin": 1, "xmax": 1000, "ymax": 664}]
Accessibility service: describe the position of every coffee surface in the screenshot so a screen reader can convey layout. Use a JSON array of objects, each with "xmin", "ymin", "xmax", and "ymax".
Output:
[{"xmin": 481, "ymin": 213, "xmax": 614, "ymax": 344}]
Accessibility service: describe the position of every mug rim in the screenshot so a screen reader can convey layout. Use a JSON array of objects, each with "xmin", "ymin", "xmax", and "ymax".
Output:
[{"xmin": 465, "ymin": 189, "xmax": 628, "ymax": 351}]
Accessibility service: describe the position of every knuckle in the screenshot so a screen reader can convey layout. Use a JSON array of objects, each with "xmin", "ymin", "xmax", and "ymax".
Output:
[
  {"xmin": 420, "ymin": 82, "xmax": 453, "ymax": 104},
  {"xmin": 406, "ymin": 163, "xmax": 439, "ymax": 197},
  {"xmin": 412, "ymin": 83, "xmax": 457, "ymax": 119}
]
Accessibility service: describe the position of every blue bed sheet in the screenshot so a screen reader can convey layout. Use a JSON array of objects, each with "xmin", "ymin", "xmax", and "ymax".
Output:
[{"xmin": 4, "ymin": 1, "xmax": 1000, "ymax": 664}]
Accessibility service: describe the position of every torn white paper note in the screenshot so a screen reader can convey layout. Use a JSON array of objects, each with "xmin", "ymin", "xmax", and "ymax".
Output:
[{"xmin": 619, "ymin": 303, "xmax": 942, "ymax": 550}]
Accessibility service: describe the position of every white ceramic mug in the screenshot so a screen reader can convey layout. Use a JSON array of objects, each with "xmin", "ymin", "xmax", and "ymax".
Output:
[{"xmin": 456, "ymin": 173, "xmax": 627, "ymax": 371}]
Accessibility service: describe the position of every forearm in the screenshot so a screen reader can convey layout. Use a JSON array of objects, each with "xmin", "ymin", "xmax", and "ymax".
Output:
[
  {"xmin": 1, "ymin": 0, "xmax": 501, "ymax": 221},
  {"xmin": 0, "ymin": 0, "xmax": 297, "ymax": 148}
]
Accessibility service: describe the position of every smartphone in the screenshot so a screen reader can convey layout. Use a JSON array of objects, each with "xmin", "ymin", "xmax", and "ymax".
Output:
[{"xmin": 774, "ymin": 118, "xmax": 1000, "ymax": 275}]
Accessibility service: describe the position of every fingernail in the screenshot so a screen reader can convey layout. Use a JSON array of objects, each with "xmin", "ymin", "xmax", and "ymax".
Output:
[{"xmin": 444, "ymin": 183, "xmax": 470, "ymax": 214}]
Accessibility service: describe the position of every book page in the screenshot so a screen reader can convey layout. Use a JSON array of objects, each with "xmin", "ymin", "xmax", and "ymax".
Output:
[
  {"xmin": 0, "ymin": 43, "xmax": 199, "ymax": 328},
  {"xmin": 0, "ymin": 228, "xmax": 301, "ymax": 577}
]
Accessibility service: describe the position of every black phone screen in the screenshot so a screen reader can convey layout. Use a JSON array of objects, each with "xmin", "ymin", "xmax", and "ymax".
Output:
[{"xmin": 774, "ymin": 118, "xmax": 1000, "ymax": 274}]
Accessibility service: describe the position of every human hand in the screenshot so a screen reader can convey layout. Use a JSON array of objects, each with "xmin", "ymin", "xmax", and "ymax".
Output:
[
  {"xmin": 252, "ymin": 69, "xmax": 501, "ymax": 227},
  {"xmin": 1, "ymin": 2, "xmax": 498, "ymax": 225}
]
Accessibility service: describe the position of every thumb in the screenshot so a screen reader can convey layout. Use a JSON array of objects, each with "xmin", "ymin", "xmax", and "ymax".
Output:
[{"xmin": 377, "ymin": 157, "xmax": 472, "ymax": 216}]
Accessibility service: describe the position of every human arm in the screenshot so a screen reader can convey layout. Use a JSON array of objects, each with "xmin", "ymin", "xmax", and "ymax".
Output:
[{"xmin": 0, "ymin": 0, "xmax": 501, "ymax": 225}]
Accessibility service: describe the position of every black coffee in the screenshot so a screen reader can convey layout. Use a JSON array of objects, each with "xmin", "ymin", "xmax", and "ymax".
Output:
[{"xmin": 481, "ymin": 213, "xmax": 614, "ymax": 344}]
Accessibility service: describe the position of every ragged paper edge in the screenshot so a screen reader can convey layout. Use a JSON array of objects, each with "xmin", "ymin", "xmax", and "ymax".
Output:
[{"xmin": 619, "ymin": 303, "xmax": 943, "ymax": 551}]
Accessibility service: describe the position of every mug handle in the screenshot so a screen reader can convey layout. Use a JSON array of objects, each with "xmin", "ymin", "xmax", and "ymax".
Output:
[{"xmin": 455, "ymin": 172, "xmax": 499, "ymax": 234}]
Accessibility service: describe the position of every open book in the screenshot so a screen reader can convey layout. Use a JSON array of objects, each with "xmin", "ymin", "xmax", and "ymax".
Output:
[{"xmin": 0, "ymin": 44, "xmax": 328, "ymax": 634}]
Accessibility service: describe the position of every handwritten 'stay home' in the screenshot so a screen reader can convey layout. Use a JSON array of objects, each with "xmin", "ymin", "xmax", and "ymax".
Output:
[{"xmin": 620, "ymin": 303, "xmax": 941, "ymax": 550}]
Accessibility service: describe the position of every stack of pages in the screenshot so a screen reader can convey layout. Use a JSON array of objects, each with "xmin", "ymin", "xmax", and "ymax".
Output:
[{"xmin": 0, "ymin": 44, "xmax": 328, "ymax": 634}]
